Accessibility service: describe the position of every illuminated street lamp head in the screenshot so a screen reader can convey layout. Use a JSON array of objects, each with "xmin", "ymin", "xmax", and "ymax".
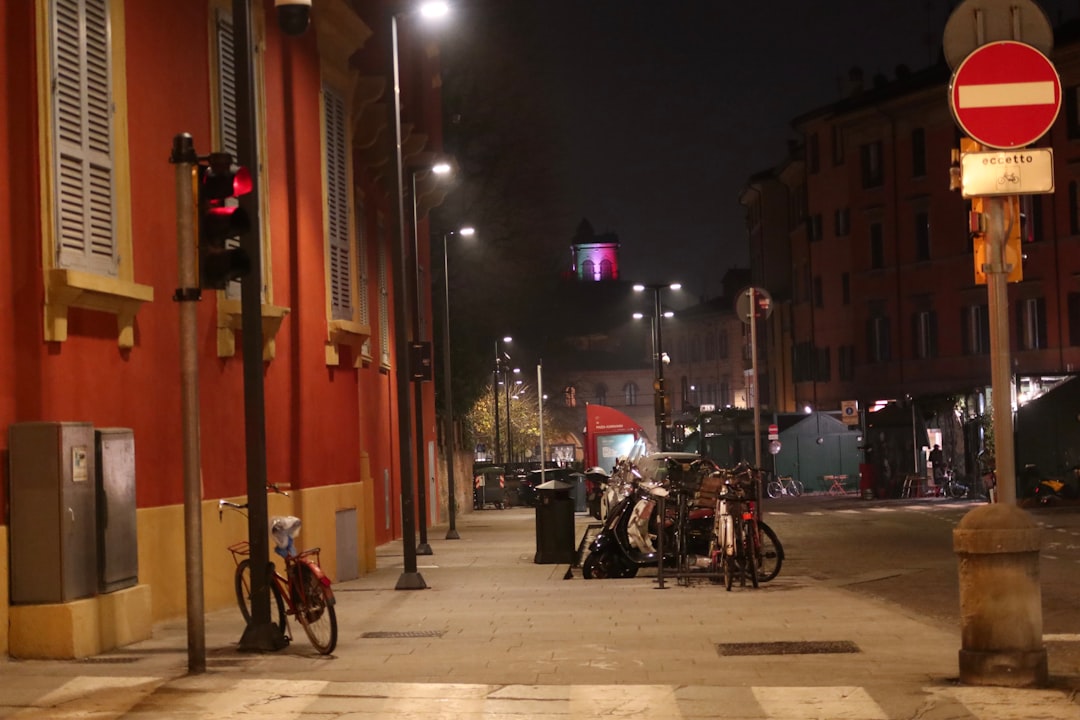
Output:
[
  {"xmin": 431, "ymin": 162, "xmax": 451, "ymax": 175},
  {"xmin": 632, "ymin": 312, "xmax": 644, "ymax": 320},
  {"xmin": 633, "ymin": 284, "xmax": 645, "ymax": 292},
  {"xmin": 419, "ymin": 1, "xmax": 450, "ymax": 19},
  {"xmin": 662, "ymin": 310, "xmax": 674, "ymax": 318},
  {"xmin": 503, "ymin": 336, "xmax": 512, "ymax": 343},
  {"xmin": 669, "ymin": 283, "xmax": 682, "ymax": 291},
  {"xmin": 459, "ymin": 226, "xmax": 475, "ymax": 236}
]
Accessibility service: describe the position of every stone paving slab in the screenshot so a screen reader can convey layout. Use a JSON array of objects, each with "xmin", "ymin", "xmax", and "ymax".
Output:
[{"xmin": 0, "ymin": 508, "xmax": 1077, "ymax": 718}]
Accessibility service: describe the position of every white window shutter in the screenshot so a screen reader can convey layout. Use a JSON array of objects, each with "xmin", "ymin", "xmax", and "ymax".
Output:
[
  {"xmin": 53, "ymin": 0, "xmax": 117, "ymax": 274},
  {"xmin": 323, "ymin": 86, "xmax": 351, "ymax": 320}
]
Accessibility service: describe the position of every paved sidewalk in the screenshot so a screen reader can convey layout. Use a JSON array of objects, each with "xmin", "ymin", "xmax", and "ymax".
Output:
[{"xmin": 1, "ymin": 507, "xmax": 1078, "ymax": 718}]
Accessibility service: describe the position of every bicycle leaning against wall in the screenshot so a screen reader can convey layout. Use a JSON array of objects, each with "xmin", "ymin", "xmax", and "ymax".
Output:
[{"xmin": 219, "ymin": 484, "xmax": 338, "ymax": 655}]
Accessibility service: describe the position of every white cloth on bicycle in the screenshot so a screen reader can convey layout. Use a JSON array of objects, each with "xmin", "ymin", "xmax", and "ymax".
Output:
[{"xmin": 270, "ymin": 515, "xmax": 301, "ymax": 548}]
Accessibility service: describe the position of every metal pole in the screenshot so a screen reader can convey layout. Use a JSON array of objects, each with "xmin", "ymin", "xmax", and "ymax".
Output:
[
  {"xmin": 537, "ymin": 362, "xmax": 545, "ymax": 483},
  {"xmin": 751, "ymin": 288, "xmax": 762, "ymax": 470},
  {"xmin": 388, "ymin": 12, "xmax": 425, "ymax": 590},
  {"xmin": 653, "ymin": 288, "xmax": 666, "ymax": 451},
  {"xmin": 493, "ymin": 342, "xmax": 501, "ymax": 463},
  {"xmin": 505, "ymin": 367, "xmax": 513, "ymax": 464},
  {"xmin": 232, "ymin": 0, "xmax": 285, "ymax": 652},
  {"xmin": 171, "ymin": 134, "xmax": 205, "ymax": 673},
  {"xmin": 410, "ymin": 171, "xmax": 432, "ymax": 556},
  {"xmin": 985, "ymin": 195, "xmax": 1017, "ymax": 503},
  {"xmin": 441, "ymin": 232, "xmax": 459, "ymax": 539}
]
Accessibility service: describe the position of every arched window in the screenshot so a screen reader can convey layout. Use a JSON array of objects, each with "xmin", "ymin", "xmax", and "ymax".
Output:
[
  {"xmin": 581, "ymin": 259, "xmax": 595, "ymax": 281},
  {"xmin": 564, "ymin": 385, "xmax": 577, "ymax": 407},
  {"xmin": 599, "ymin": 258, "xmax": 614, "ymax": 280},
  {"xmin": 624, "ymin": 382, "xmax": 638, "ymax": 406},
  {"xmin": 595, "ymin": 383, "xmax": 608, "ymax": 405}
]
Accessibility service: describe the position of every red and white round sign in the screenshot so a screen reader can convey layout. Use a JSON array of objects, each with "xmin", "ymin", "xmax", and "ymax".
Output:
[{"xmin": 949, "ymin": 41, "xmax": 1061, "ymax": 150}]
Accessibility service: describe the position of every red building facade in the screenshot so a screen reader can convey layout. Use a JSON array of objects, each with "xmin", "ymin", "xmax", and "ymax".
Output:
[
  {"xmin": 0, "ymin": 0, "xmax": 447, "ymax": 657},
  {"xmin": 744, "ymin": 32, "xmax": 1080, "ymax": 480}
]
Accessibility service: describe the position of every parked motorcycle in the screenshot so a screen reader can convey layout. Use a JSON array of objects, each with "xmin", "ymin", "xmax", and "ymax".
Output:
[
  {"xmin": 582, "ymin": 453, "xmax": 714, "ymax": 579},
  {"xmin": 584, "ymin": 466, "xmax": 610, "ymax": 520}
]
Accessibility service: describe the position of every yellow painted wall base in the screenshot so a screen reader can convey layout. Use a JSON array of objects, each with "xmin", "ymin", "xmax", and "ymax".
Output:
[
  {"xmin": 9, "ymin": 584, "xmax": 152, "ymax": 660},
  {"xmin": 0, "ymin": 526, "xmax": 8, "ymax": 656}
]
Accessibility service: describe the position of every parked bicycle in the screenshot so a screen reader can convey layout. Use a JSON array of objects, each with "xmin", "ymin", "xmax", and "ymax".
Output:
[
  {"xmin": 766, "ymin": 474, "xmax": 803, "ymax": 499},
  {"xmin": 939, "ymin": 466, "xmax": 972, "ymax": 499},
  {"xmin": 219, "ymin": 484, "xmax": 338, "ymax": 654},
  {"xmin": 708, "ymin": 465, "xmax": 784, "ymax": 589}
]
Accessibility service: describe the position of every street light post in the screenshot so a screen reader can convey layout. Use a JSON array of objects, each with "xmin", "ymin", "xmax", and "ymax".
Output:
[
  {"xmin": 634, "ymin": 282, "xmax": 681, "ymax": 451},
  {"xmin": 440, "ymin": 226, "xmax": 473, "ymax": 540},
  {"xmin": 408, "ymin": 163, "xmax": 449, "ymax": 557},
  {"xmin": 385, "ymin": 1, "xmax": 451, "ymax": 590},
  {"xmin": 493, "ymin": 337, "xmax": 511, "ymax": 463}
]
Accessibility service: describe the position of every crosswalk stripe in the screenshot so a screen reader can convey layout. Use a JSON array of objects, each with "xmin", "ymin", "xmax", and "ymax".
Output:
[
  {"xmin": 6, "ymin": 678, "xmax": 1080, "ymax": 718},
  {"xmin": 753, "ymin": 685, "xmax": 888, "ymax": 719}
]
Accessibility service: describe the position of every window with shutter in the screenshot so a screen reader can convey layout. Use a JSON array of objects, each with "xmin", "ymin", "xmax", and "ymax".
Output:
[
  {"xmin": 40, "ymin": 0, "xmax": 153, "ymax": 348},
  {"xmin": 207, "ymin": 1, "xmax": 289, "ymax": 360},
  {"xmin": 357, "ymin": 196, "xmax": 372, "ymax": 361},
  {"xmin": 323, "ymin": 85, "xmax": 352, "ymax": 321},
  {"xmin": 378, "ymin": 221, "xmax": 391, "ymax": 368},
  {"xmin": 52, "ymin": 0, "xmax": 117, "ymax": 275}
]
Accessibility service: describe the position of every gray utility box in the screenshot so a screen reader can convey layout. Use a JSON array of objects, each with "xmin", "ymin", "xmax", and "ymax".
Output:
[
  {"xmin": 95, "ymin": 428, "xmax": 138, "ymax": 592},
  {"xmin": 9, "ymin": 421, "xmax": 98, "ymax": 604}
]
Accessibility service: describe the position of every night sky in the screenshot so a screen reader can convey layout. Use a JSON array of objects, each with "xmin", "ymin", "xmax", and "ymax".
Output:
[{"xmin": 438, "ymin": 0, "xmax": 1079, "ymax": 309}]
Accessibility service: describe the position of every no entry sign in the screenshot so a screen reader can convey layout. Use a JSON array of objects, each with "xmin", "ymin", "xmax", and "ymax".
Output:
[{"xmin": 949, "ymin": 41, "xmax": 1061, "ymax": 150}]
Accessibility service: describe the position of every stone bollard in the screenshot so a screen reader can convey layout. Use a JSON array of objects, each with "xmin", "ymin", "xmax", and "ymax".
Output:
[{"xmin": 953, "ymin": 503, "xmax": 1047, "ymax": 687}]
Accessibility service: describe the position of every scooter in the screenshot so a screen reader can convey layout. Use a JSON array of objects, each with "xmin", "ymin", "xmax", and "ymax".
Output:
[{"xmin": 582, "ymin": 480, "xmax": 715, "ymax": 579}]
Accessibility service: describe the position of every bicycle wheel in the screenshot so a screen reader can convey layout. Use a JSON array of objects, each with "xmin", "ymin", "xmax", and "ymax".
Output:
[
  {"xmin": 789, "ymin": 480, "xmax": 804, "ymax": 496},
  {"xmin": 294, "ymin": 564, "xmax": 338, "ymax": 655},
  {"xmin": 234, "ymin": 559, "xmax": 287, "ymax": 633},
  {"xmin": 766, "ymin": 480, "xmax": 783, "ymax": 498},
  {"xmin": 741, "ymin": 523, "xmax": 758, "ymax": 588},
  {"xmin": 754, "ymin": 521, "xmax": 784, "ymax": 583},
  {"xmin": 947, "ymin": 480, "xmax": 966, "ymax": 499}
]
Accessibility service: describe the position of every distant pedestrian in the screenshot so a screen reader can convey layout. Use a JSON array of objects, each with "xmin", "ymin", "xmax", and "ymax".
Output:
[{"xmin": 929, "ymin": 445, "xmax": 944, "ymax": 481}]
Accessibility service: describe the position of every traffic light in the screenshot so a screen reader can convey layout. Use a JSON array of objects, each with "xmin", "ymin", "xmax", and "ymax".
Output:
[
  {"xmin": 198, "ymin": 152, "xmax": 252, "ymax": 289},
  {"xmin": 653, "ymin": 378, "xmax": 671, "ymax": 427}
]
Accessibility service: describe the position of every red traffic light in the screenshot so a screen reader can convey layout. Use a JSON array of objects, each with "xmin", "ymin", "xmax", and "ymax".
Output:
[
  {"xmin": 198, "ymin": 152, "xmax": 252, "ymax": 289},
  {"xmin": 203, "ymin": 153, "xmax": 252, "ymax": 200}
]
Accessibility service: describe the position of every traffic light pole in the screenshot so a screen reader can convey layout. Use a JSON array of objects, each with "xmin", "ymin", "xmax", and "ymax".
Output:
[
  {"xmin": 232, "ymin": 0, "xmax": 286, "ymax": 651},
  {"xmin": 170, "ymin": 134, "xmax": 206, "ymax": 674}
]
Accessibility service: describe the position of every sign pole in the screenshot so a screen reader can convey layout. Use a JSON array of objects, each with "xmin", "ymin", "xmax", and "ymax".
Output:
[
  {"xmin": 750, "ymin": 288, "xmax": 761, "ymax": 470},
  {"xmin": 984, "ymin": 195, "xmax": 1017, "ymax": 504},
  {"xmin": 944, "ymin": 1, "xmax": 1051, "ymax": 688}
]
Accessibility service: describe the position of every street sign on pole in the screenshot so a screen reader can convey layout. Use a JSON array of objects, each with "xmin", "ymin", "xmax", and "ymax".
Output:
[
  {"xmin": 736, "ymin": 286, "xmax": 772, "ymax": 324},
  {"xmin": 960, "ymin": 148, "xmax": 1054, "ymax": 197},
  {"xmin": 942, "ymin": 0, "xmax": 1053, "ymax": 69},
  {"xmin": 949, "ymin": 41, "xmax": 1061, "ymax": 150}
]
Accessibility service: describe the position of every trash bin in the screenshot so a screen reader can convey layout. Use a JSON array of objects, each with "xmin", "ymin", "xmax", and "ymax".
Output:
[
  {"xmin": 859, "ymin": 463, "xmax": 876, "ymax": 500},
  {"xmin": 569, "ymin": 472, "xmax": 587, "ymax": 513},
  {"xmin": 534, "ymin": 479, "xmax": 575, "ymax": 564}
]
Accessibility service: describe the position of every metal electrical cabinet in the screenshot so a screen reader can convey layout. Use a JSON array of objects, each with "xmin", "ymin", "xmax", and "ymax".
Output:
[
  {"xmin": 95, "ymin": 428, "xmax": 138, "ymax": 592},
  {"xmin": 9, "ymin": 421, "xmax": 98, "ymax": 604}
]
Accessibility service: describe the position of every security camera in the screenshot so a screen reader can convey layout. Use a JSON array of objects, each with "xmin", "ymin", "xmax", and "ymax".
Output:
[{"xmin": 275, "ymin": 0, "xmax": 311, "ymax": 36}]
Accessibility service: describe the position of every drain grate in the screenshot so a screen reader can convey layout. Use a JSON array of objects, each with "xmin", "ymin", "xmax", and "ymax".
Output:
[
  {"xmin": 717, "ymin": 640, "xmax": 860, "ymax": 657},
  {"xmin": 77, "ymin": 656, "xmax": 142, "ymax": 664},
  {"xmin": 361, "ymin": 630, "xmax": 444, "ymax": 639}
]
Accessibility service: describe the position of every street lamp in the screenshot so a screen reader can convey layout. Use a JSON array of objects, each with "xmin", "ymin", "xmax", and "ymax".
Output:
[
  {"xmin": 386, "ymin": 0, "xmax": 450, "ymax": 590},
  {"xmin": 408, "ymin": 162, "xmax": 451, "ymax": 557},
  {"xmin": 505, "ymin": 367, "xmax": 521, "ymax": 463},
  {"xmin": 634, "ymin": 282, "xmax": 681, "ymax": 451},
  {"xmin": 439, "ymin": 226, "xmax": 473, "ymax": 540},
  {"xmin": 493, "ymin": 337, "xmax": 511, "ymax": 463}
]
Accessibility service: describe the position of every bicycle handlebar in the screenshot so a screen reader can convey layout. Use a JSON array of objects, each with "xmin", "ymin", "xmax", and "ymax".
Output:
[{"xmin": 217, "ymin": 484, "xmax": 291, "ymax": 520}]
